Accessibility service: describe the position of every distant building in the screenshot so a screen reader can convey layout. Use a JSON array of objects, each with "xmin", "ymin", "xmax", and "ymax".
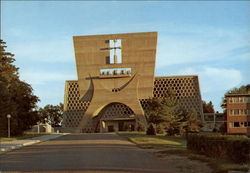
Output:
[
  {"xmin": 203, "ymin": 112, "xmax": 226, "ymax": 131},
  {"xmin": 226, "ymin": 94, "xmax": 250, "ymax": 134},
  {"xmin": 62, "ymin": 32, "xmax": 203, "ymax": 133},
  {"xmin": 27, "ymin": 123, "xmax": 53, "ymax": 133}
]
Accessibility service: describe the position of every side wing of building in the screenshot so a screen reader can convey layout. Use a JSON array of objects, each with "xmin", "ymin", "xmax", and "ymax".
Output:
[
  {"xmin": 62, "ymin": 75, "xmax": 203, "ymax": 129},
  {"xmin": 62, "ymin": 81, "xmax": 90, "ymax": 130},
  {"xmin": 153, "ymin": 76, "xmax": 203, "ymax": 120}
]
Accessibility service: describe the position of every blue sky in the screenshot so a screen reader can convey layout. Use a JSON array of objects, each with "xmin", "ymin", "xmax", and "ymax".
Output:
[{"xmin": 1, "ymin": 1, "xmax": 250, "ymax": 112}]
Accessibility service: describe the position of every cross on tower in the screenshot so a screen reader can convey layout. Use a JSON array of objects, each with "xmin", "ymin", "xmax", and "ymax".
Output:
[
  {"xmin": 111, "ymin": 39, "xmax": 121, "ymax": 64},
  {"xmin": 101, "ymin": 39, "xmax": 122, "ymax": 64}
]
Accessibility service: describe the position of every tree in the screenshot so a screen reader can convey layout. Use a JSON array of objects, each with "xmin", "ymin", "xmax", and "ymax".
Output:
[
  {"xmin": 161, "ymin": 89, "xmax": 184, "ymax": 136},
  {"xmin": 145, "ymin": 89, "xmax": 183, "ymax": 136},
  {"xmin": 145, "ymin": 89, "xmax": 179, "ymax": 135},
  {"xmin": 38, "ymin": 103, "xmax": 64, "ymax": 127},
  {"xmin": 145, "ymin": 89, "xmax": 202, "ymax": 136},
  {"xmin": 0, "ymin": 40, "xmax": 19, "ymax": 127},
  {"xmin": 221, "ymin": 85, "xmax": 250, "ymax": 111},
  {"xmin": 146, "ymin": 124, "xmax": 156, "ymax": 135},
  {"xmin": 181, "ymin": 109, "xmax": 202, "ymax": 134},
  {"xmin": 0, "ymin": 40, "xmax": 39, "ymax": 136},
  {"xmin": 10, "ymin": 80, "xmax": 40, "ymax": 134},
  {"xmin": 145, "ymin": 97, "xmax": 167, "ymax": 127},
  {"xmin": 202, "ymin": 100, "xmax": 215, "ymax": 113}
]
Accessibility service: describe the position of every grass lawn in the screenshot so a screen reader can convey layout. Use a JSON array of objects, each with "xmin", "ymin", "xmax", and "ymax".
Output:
[
  {"xmin": 117, "ymin": 131, "xmax": 250, "ymax": 173},
  {"xmin": 0, "ymin": 133, "xmax": 48, "ymax": 142},
  {"xmin": 117, "ymin": 131, "xmax": 186, "ymax": 149}
]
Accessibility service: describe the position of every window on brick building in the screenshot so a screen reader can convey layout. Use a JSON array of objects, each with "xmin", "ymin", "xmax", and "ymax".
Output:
[
  {"xmin": 229, "ymin": 98, "xmax": 233, "ymax": 103},
  {"xmin": 243, "ymin": 109, "xmax": 247, "ymax": 115},
  {"xmin": 233, "ymin": 122, "xmax": 240, "ymax": 127},
  {"xmin": 234, "ymin": 109, "xmax": 239, "ymax": 115},
  {"xmin": 240, "ymin": 122, "xmax": 244, "ymax": 127},
  {"xmin": 230, "ymin": 110, "xmax": 233, "ymax": 115},
  {"xmin": 240, "ymin": 109, "xmax": 244, "ymax": 115},
  {"xmin": 244, "ymin": 122, "xmax": 248, "ymax": 127}
]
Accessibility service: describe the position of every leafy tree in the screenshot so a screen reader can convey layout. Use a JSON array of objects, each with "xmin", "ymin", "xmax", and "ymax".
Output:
[
  {"xmin": 202, "ymin": 100, "xmax": 215, "ymax": 113},
  {"xmin": 0, "ymin": 40, "xmax": 18, "ymax": 123},
  {"xmin": 221, "ymin": 85, "xmax": 250, "ymax": 111},
  {"xmin": 0, "ymin": 40, "xmax": 39, "ymax": 136},
  {"xmin": 38, "ymin": 103, "xmax": 64, "ymax": 127}
]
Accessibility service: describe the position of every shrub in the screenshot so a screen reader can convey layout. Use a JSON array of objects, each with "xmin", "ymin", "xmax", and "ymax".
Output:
[
  {"xmin": 156, "ymin": 124, "xmax": 164, "ymax": 134},
  {"xmin": 137, "ymin": 122, "xmax": 145, "ymax": 132},
  {"xmin": 146, "ymin": 124, "xmax": 156, "ymax": 135},
  {"xmin": 218, "ymin": 122, "xmax": 227, "ymax": 134},
  {"xmin": 187, "ymin": 133, "xmax": 250, "ymax": 164}
]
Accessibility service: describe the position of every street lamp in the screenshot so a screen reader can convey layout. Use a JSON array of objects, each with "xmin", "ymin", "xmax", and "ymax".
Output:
[
  {"xmin": 7, "ymin": 114, "xmax": 11, "ymax": 138},
  {"xmin": 37, "ymin": 121, "xmax": 40, "ymax": 134}
]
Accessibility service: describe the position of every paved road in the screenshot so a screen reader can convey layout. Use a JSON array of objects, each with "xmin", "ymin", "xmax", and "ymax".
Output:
[
  {"xmin": 0, "ymin": 134, "xmax": 64, "ymax": 153},
  {"xmin": 0, "ymin": 133, "xmax": 182, "ymax": 173}
]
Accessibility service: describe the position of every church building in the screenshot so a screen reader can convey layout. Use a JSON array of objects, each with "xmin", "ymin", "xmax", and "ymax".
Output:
[{"xmin": 62, "ymin": 32, "xmax": 203, "ymax": 133}]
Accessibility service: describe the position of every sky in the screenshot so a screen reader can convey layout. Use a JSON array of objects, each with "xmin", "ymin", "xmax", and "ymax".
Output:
[{"xmin": 1, "ymin": 1, "xmax": 250, "ymax": 112}]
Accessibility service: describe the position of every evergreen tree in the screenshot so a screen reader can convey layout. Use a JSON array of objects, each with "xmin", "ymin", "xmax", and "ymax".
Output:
[
  {"xmin": 161, "ymin": 89, "xmax": 184, "ymax": 136},
  {"xmin": 181, "ymin": 109, "xmax": 202, "ymax": 134},
  {"xmin": 145, "ymin": 89, "xmax": 202, "ymax": 136},
  {"xmin": 145, "ymin": 97, "xmax": 167, "ymax": 126}
]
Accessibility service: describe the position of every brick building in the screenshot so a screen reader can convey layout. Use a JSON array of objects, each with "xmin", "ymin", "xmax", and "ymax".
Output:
[{"xmin": 226, "ymin": 94, "xmax": 250, "ymax": 134}]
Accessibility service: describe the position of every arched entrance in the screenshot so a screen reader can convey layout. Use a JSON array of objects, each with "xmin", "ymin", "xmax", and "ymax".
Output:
[{"xmin": 92, "ymin": 102, "xmax": 136, "ymax": 132}]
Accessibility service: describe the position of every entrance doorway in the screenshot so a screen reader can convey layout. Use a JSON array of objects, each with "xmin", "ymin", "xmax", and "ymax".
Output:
[
  {"xmin": 108, "ymin": 125, "xmax": 114, "ymax": 132},
  {"xmin": 118, "ymin": 122, "xmax": 124, "ymax": 131},
  {"xmin": 93, "ymin": 102, "xmax": 136, "ymax": 132}
]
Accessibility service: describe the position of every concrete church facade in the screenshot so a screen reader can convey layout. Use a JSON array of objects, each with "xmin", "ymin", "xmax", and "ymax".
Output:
[{"xmin": 62, "ymin": 32, "xmax": 203, "ymax": 133}]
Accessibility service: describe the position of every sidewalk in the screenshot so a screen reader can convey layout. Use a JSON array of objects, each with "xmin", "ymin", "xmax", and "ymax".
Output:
[{"xmin": 0, "ymin": 133, "xmax": 66, "ymax": 154}]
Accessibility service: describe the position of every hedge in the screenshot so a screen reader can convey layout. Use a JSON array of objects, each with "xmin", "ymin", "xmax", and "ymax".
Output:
[{"xmin": 187, "ymin": 133, "xmax": 250, "ymax": 163}]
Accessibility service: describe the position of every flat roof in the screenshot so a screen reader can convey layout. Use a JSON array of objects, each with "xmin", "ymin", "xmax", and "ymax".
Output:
[
  {"xmin": 73, "ymin": 31, "xmax": 157, "ymax": 38},
  {"xmin": 155, "ymin": 75, "xmax": 198, "ymax": 78},
  {"xmin": 226, "ymin": 94, "xmax": 250, "ymax": 97}
]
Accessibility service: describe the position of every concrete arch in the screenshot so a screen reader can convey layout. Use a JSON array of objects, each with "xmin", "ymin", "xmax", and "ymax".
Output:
[
  {"xmin": 92, "ymin": 102, "xmax": 136, "ymax": 132},
  {"xmin": 93, "ymin": 102, "xmax": 135, "ymax": 118},
  {"xmin": 77, "ymin": 73, "xmax": 147, "ymax": 132}
]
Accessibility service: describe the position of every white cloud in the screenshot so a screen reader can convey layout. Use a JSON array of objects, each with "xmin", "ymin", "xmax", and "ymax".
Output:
[
  {"xmin": 156, "ymin": 28, "xmax": 250, "ymax": 67},
  {"xmin": 20, "ymin": 71, "xmax": 76, "ymax": 85},
  {"xmin": 175, "ymin": 66, "xmax": 242, "ymax": 93},
  {"xmin": 7, "ymin": 38, "xmax": 75, "ymax": 63}
]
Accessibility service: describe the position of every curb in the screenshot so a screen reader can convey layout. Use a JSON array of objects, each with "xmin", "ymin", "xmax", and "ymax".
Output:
[{"xmin": 0, "ymin": 134, "xmax": 66, "ymax": 154}]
